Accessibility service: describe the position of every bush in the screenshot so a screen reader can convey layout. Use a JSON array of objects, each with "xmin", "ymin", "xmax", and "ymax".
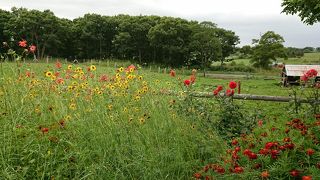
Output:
[{"xmin": 209, "ymin": 64, "xmax": 256, "ymax": 73}]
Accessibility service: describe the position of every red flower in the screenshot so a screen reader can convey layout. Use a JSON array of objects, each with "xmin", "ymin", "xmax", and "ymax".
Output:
[
  {"xmin": 243, "ymin": 149, "xmax": 252, "ymax": 156},
  {"xmin": 289, "ymin": 169, "xmax": 299, "ymax": 177},
  {"xmin": 41, "ymin": 127, "xmax": 49, "ymax": 134},
  {"xmin": 302, "ymin": 176, "xmax": 312, "ymax": 180},
  {"xmin": 19, "ymin": 40, "xmax": 27, "ymax": 47},
  {"xmin": 285, "ymin": 143, "xmax": 295, "ymax": 150},
  {"xmin": 300, "ymin": 75, "xmax": 309, "ymax": 82},
  {"xmin": 99, "ymin": 74, "xmax": 108, "ymax": 82},
  {"xmin": 55, "ymin": 61, "xmax": 62, "ymax": 69},
  {"xmin": 229, "ymin": 81, "xmax": 237, "ymax": 89},
  {"xmin": 216, "ymin": 85, "xmax": 223, "ymax": 91},
  {"xmin": 169, "ymin": 69, "xmax": 176, "ymax": 77},
  {"xmin": 283, "ymin": 137, "xmax": 291, "ymax": 142},
  {"xmin": 306, "ymin": 69, "xmax": 318, "ymax": 78},
  {"xmin": 213, "ymin": 89, "xmax": 219, "ymax": 96},
  {"xmin": 258, "ymin": 120, "xmax": 263, "ymax": 126},
  {"xmin": 306, "ymin": 148, "xmax": 315, "ymax": 156},
  {"xmin": 259, "ymin": 148, "xmax": 269, "ymax": 155},
  {"xmin": 29, "ymin": 45, "xmax": 36, "ymax": 53},
  {"xmin": 190, "ymin": 74, "xmax": 196, "ymax": 83},
  {"xmin": 234, "ymin": 166, "xmax": 244, "ymax": 173},
  {"xmin": 261, "ymin": 171, "xmax": 270, "ymax": 178},
  {"xmin": 226, "ymin": 89, "xmax": 234, "ymax": 96},
  {"xmin": 235, "ymin": 146, "xmax": 241, "ymax": 152},
  {"xmin": 265, "ymin": 142, "xmax": 275, "ymax": 149},
  {"xmin": 184, "ymin": 79, "xmax": 191, "ymax": 86},
  {"xmin": 248, "ymin": 152, "xmax": 257, "ymax": 160},
  {"xmin": 193, "ymin": 172, "xmax": 202, "ymax": 179},
  {"xmin": 216, "ymin": 167, "xmax": 225, "ymax": 174},
  {"xmin": 231, "ymin": 139, "xmax": 238, "ymax": 146}
]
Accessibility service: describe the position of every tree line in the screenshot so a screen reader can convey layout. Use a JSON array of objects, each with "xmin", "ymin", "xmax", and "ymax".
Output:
[{"xmin": 0, "ymin": 7, "xmax": 239, "ymax": 68}]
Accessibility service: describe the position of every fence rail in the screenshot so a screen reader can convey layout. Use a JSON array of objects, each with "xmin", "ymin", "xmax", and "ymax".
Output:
[{"xmin": 163, "ymin": 90, "xmax": 318, "ymax": 104}]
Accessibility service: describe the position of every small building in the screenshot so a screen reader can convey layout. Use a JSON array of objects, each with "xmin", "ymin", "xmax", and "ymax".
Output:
[{"xmin": 282, "ymin": 65, "xmax": 320, "ymax": 86}]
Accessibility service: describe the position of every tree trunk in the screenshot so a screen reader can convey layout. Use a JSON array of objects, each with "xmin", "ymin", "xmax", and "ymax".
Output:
[{"xmin": 138, "ymin": 49, "xmax": 142, "ymax": 64}]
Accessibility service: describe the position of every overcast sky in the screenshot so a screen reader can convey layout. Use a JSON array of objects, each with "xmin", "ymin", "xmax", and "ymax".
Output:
[{"xmin": 1, "ymin": 0, "xmax": 319, "ymax": 48}]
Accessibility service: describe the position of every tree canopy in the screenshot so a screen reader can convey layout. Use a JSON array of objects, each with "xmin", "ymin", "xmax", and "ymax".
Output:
[
  {"xmin": 281, "ymin": 0, "xmax": 320, "ymax": 25},
  {"xmin": 251, "ymin": 31, "xmax": 286, "ymax": 68},
  {"xmin": 0, "ymin": 7, "xmax": 239, "ymax": 67}
]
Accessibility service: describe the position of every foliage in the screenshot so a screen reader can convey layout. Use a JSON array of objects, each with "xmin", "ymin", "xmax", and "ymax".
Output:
[
  {"xmin": 281, "ymin": 0, "xmax": 320, "ymax": 25},
  {"xmin": 285, "ymin": 47, "xmax": 304, "ymax": 58},
  {"xmin": 251, "ymin": 31, "xmax": 286, "ymax": 69},
  {"xmin": 0, "ymin": 7, "xmax": 239, "ymax": 68}
]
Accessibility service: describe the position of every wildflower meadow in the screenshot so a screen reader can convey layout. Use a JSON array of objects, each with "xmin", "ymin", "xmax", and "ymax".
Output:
[{"xmin": 0, "ymin": 40, "xmax": 320, "ymax": 180}]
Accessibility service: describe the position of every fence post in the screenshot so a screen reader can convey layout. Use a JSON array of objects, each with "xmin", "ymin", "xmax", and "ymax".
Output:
[{"xmin": 238, "ymin": 81, "xmax": 241, "ymax": 94}]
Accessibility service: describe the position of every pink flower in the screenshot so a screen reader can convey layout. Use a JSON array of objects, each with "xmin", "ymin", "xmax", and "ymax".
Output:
[{"xmin": 29, "ymin": 45, "xmax": 36, "ymax": 53}]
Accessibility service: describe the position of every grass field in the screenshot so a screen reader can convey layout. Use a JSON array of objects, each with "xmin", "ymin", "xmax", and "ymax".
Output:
[{"xmin": 0, "ymin": 60, "xmax": 319, "ymax": 179}]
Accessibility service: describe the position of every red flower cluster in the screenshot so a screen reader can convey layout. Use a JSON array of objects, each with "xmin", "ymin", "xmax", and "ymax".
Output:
[
  {"xmin": 286, "ymin": 118, "xmax": 308, "ymax": 136},
  {"xmin": 301, "ymin": 69, "xmax": 318, "ymax": 82},
  {"xmin": 213, "ymin": 85, "xmax": 223, "ymax": 96}
]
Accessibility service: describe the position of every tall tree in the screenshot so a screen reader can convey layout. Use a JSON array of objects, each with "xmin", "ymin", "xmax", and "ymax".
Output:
[
  {"xmin": 189, "ymin": 27, "xmax": 222, "ymax": 77},
  {"xmin": 282, "ymin": 0, "xmax": 320, "ymax": 25},
  {"xmin": 148, "ymin": 17, "xmax": 193, "ymax": 66},
  {"xmin": 251, "ymin": 31, "xmax": 286, "ymax": 68},
  {"xmin": 5, "ymin": 8, "xmax": 62, "ymax": 59},
  {"xmin": 214, "ymin": 28, "xmax": 240, "ymax": 65}
]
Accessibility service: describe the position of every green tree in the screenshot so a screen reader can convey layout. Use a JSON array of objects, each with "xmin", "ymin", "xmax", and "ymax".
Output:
[
  {"xmin": 5, "ymin": 8, "xmax": 63, "ymax": 59},
  {"xmin": 147, "ymin": 17, "xmax": 192, "ymax": 66},
  {"xmin": 240, "ymin": 45, "xmax": 253, "ymax": 57},
  {"xmin": 251, "ymin": 31, "xmax": 286, "ymax": 68},
  {"xmin": 281, "ymin": 0, "xmax": 320, "ymax": 25},
  {"xmin": 214, "ymin": 28, "xmax": 240, "ymax": 65},
  {"xmin": 189, "ymin": 27, "xmax": 222, "ymax": 77},
  {"xmin": 0, "ymin": 9, "xmax": 12, "ymax": 54}
]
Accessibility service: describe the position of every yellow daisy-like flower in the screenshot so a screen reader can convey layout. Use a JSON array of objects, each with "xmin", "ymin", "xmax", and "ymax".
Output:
[
  {"xmin": 50, "ymin": 75, "xmax": 56, "ymax": 81},
  {"xmin": 45, "ymin": 71, "xmax": 53, "ymax": 77},
  {"xmin": 139, "ymin": 117, "xmax": 145, "ymax": 124},
  {"xmin": 107, "ymin": 104, "xmax": 113, "ymax": 110},
  {"xmin": 65, "ymin": 115, "xmax": 72, "ymax": 121},
  {"xmin": 138, "ymin": 76, "xmax": 143, "ymax": 80},
  {"xmin": 129, "ymin": 68, "xmax": 134, "ymax": 73},
  {"xmin": 69, "ymin": 103, "xmax": 76, "ymax": 110},
  {"xmin": 90, "ymin": 65, "xmax": 96, "ymax": 71},
  {"xmin": 134, "ymin": 95, "xmax": 141, "ymax": 101},
  {"xmin": 67, "ymin": 65, "xmax": 72, "ymax": 70},
  {"xmin": 97, "ymin": 91, "xmax": 102, "ymax": 95},
  {"xmin": 118, "ymin": 67, "xmax": 124, "ymax": 72}
]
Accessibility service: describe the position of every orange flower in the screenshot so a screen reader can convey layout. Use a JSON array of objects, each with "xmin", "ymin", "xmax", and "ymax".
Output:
[
  {"xmin": 55, "ymin": 61, "xmax": 62, "ymax": 69},
  {"xmin": 19, "ymin": 40, "xmax": 27, "ymax": 47}
]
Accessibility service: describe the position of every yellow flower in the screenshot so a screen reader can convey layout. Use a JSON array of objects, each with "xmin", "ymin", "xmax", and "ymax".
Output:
[
  {"xmin": 50, "ymin": 75, "xmax": 56, "ymax": 81},
  {"xmin": 90, "ymin": 65, "xmax": 96, "ymax": 71},
  {"xmin": 65, "ymin": 115, "xmax": 72, "ymax": 121},
  {"xmin": 69, "ymin": 103, "xmax": 76, "ymax": 110},
  {"xmin": 139, "ymin": 117, "xmax": 145, "ymax": 124},
  {"xmin": 67, "ymin": 65, "xmax": 72, "ymax": 70},
  {"xmin": 138, "ymin": 76, "xmax": 143, "ymax": 80},
  {"xmin": 118, "ymin": 67, "xmax": 124, "ymax": 72},
  {"xmin": 129, "ymin": 68, "xmax": 134, "ymax": 73},
  {"xmin": 134, "ymin": 95, "xmax": 141, "ymax": 101},
  {"xmin": 107, "ymin": 104, "xmax": 113, "ymax": 110},
  {"xmin": 45, "ymin": 71, "xmax": 53, "ymax": 77}
]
